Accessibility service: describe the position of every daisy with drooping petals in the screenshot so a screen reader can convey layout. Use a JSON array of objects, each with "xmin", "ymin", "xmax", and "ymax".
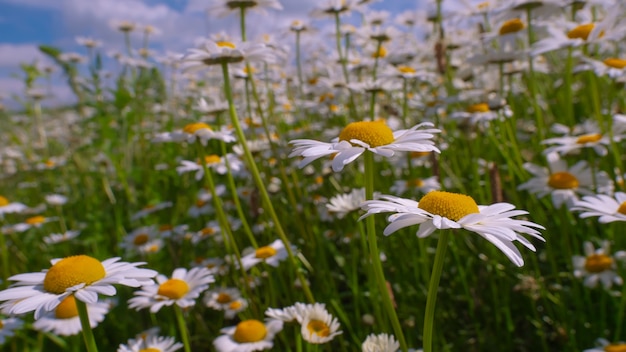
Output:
[
  {"xmin": 213, "ymin": 319, "xmax": 283, "ymax": 352},
  {"xmin": 517, "ymin": 153, "xmax": 612, "ymax": 208},
  {"xmin": 153, "ymin": 123, "xmax": 235, "ymax": 146},
  {"xmin": 0, "ymin": 255, "xmax": 156, "ymax": 319},
  {"xmin": 0, "ymin": 316, "xmax": 23, "ymax": 344},
  {"xmin": 362, "ymin": 333, "xmax": 399, "ymax": 352},
  {"xmin": 32, "ymin": 296, "xmax": 110, "ymax": 336},
  {"xmin": 128, "ymin": 267, "xmax": 215, "ymax": 313},
  {"xmin": 326, "ymin": 188, "xmax": 368, "ymax": 219},
  {"xmin": 573, "ymin": 241, "xmax": 626, "ymax": 290},
  {"xmin": 360, "ymin": 191, "xmax": 545, "ymax": 267},
  {"xmin": 289, "ymin": 120, "xmax": 440, "ymax": 172},
  {"xmin": 117, "ymin": 333, "xmax": 183, "ymax": 352},
  {"xmin": 240, "ymin": 239, "xmax": 290, "ymax": 270},
  {"xmin": 571, "ymin": 192, "xmax": 626, "ymax": 223}
]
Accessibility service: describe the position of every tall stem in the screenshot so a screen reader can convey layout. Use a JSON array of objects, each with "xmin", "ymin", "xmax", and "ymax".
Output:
[
  {"xmin": 0, "ymin": 225, "xmax": 9, "ymax": 288},
  {"xmin": 363, "ymin": 152, "xmax": 408, "ymax": 352},
  {"xmin": 76, "ymin": 299, "xmax": 99, "ymax": 352},
  {"xmin": 422, "ymin": 230, "xmax": 450, "ymax": 352},
  {"xmin": 221, "ymin": 62, "xmax": 314, "ymax": 303},
  {"xmin": 174, "ymin": 305, "xmax": 192, "ymax": 352}
]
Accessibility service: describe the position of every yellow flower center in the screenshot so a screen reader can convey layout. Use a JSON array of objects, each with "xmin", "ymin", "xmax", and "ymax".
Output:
[
  {"xmin": 477, "ymin": 1, "xmax": 489, "ymax": 10},
  {"xmin": 371, "ymin": 46, "xmax": 387, "ymax": 58},
  {"xmin": 159, "ymin": 224, "xmax": 173, "ymax": 231},
  {"xmin": 617, "ymin": 201, "xmax": 626, "ymax": 215},
  {"xmin": 397, "ymin": 66, "xmax": 416, "ymax": 74},
  {"xmin": 499, "ymin": 18, "xmax": 525, "ymax": 35},
  {"xmin": 407, "ymin": 179, "xmax": 425, "ymax": 187},
  {"xmin": 585, "ymin": 254, "xmax": 613, "ymax": 273},
  {"xmin": 339, "ymin": 121, "xmax": 394, "ymax": 147},
  {"xmin": 466, "ymin": 103, "xmax": 490, "ymax": 113},
  {"xmin": 55, "ymin": 295, "xmax": 79, "ymax": 319},
  {"xmin": 576, "ymin": 133, "xmax": 602, "ymax": 144},
  {"xmin": 216, "ymin": 293, "xmax": 233, "ymax": 304},
  {"xmin": 216, "ymin": 41, "xmax": 236, "ymax": 49},
  {"xmin": 203, "ymin": 155, "xmax": 221, "ymax": 164},
  {"xmin": 418, "ymin": 191, "xmax": 479, "ymax": 221},
  {"xmin": 157, "ymin": 279, "xmax": 189, "ymax": 299},
  {"xmin": 201, "ymin": 227, "xmax": 216, "ymax": 236},
  {"xmin": 229, "ymin": 300, "xmax": 243, "ymax": 310},
  {"xmin": 0, "ymin": 196, "xmax": 9, "ymax": 207},
  {"xmin": 195, "ymin": 200, "xmax": 207, "ymax": 207},
  {"xmin": 133, "ymin": 234, "xmax": 150, "ymax": 245},
  {"xmin": 233, "ymin": 319, "xmax": 267, "ymax": 343},
  {"xmin": 307, "ymin": 320, "xmax": 331, "ymax": 337},
  {"xmin": 567, "ymin": 23, "xmax": 595, "ymax": 40},
  {"xmin": 25, "ymin": 215, "xmax": 46, "ymax": 225},
  {"xmin": 605, "ymin": 344, "xmax": 626, "ymax": 352},
  {"xmin": 547, "ymin": 172, "xmax": 579, "ymax": 189},
  {"xmin": 603, "ymin": 58, "xmax": 626, "ymax": 69},
  {"xmin": 43, "ymin": 255, "xmax": 106, "ymax": 294},
  {"xmin": 139, "ymin": 349, "xmax": 161, "ymax": 352},
  {"xmin": 183, "ymin": 122, "xmax": 211, "ymax": 134},
  {"xmin": 255, "ymin": 246, "xmax": 277, "ymax": 259}
]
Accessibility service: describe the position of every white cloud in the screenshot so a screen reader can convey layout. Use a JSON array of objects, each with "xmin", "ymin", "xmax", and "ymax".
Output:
[{"xmin": 0, "ymin": 43, "xmax": 46, "ymax": 67}]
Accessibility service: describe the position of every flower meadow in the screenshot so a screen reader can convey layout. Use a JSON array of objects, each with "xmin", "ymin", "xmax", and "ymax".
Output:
[{"xmin": 2, "ymin": 0, "xmax": 626, "ymax": 351}]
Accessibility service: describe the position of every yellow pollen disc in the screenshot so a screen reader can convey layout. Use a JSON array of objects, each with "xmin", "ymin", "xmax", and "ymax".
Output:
[
  {"xmin": 159, "ymin": 224, "xmax": 173, "ymax": 231},
  {"xmin": 233, "ymin": 320, "xmax": 267, "ymax": 343},
  {"xmin": 45, "ymin": 160, "xmax": 55, "ymax": 167},
  {"xmin": 329, "ymin": 104, "xmax": 340, "ymax": 113},
  {"xmin": 43, "ymin": 255, "xmax": 106, "ymax": 294},
  {"xmin": 204, "ymin": 155, "xmax": 221, "ymax": 164},
  {"xmin": 255, "ymin": 246, "xmax": 277, "ymax": 259},
  {"xmin": 466, "ymin": 103, "xmax": 490, "ymax": 113},
  {"xmin": 397, "ymin": 66, "xmax": 416, "ymax": 74},
  {"xmin": 585, "ymin": 254, "xmax": 613, "ymax": 273},
  {"xmin": 133, "ymin": 234, "xmax": 149, "ymax": 245},
  {"xmin": 567, "ymin": 23, "xmax": 595, "ymax": 40},
  {"xmin": 576, "ymin": 133, "xmax": 602, "ymax": 144},
  {"xmin": 371, "ymin": 46, "xmax": 387, "ymax": 58},
  {"xmin": 339, "ymin": 120, "xmax": 394, "ymax": 147},
  {"xmin": 139, "ymin": 349, "xmax": 161, "ymax": 352},
  {"xmin": 229, "ymin": 301, "xmax": 243, "ymax": 310},
  {"xmin": 547, "ymin": 172, "xmax": 579, "ymax": 190},
  {"xmin": 157, "ymin": 279, "xmax": 190, "ymax": 299},
  {"xmin": 216, "ymin": 293, "xmax": 233, "ymax": 304},
  {"xmin": 0, "ymin": 196, "xmax": 9, "ymax": 207},
  {"xmin": 217, "ymin": 41, "xmax": 236, "ymax": 49},
  {"xmin": 408, "ymin": 179, "xmax": 425, "ymax": 187},
  {"xmin": 308, "ymin": 77, "xmax": 318, "ymax": 85},
  {"xmin": 418, "ymin": 191, "xmax": 479, "ymax": 221},
  {"xmin": 477, "ymin": 1, "xmax": 489, "ymax": 10},
  {"xmin": 605, "ymin": 344, "xmax": 626, "ymax": 352},
  {"xmin": 183, "ymin": 122, "xmax": 211, "ymax": 134},
  {"xmin": 617, "ymin": 202, "xmax": 626, "ymax": 215},
  {"xmin": 603, "ymin": 58, "xmax": 626, "ymax": 69},
  {"xmin": 201, "ymin": 227, "xmax": 215, "ymax": 236},
  {"xmin": 195, "ymin": 200, "xmax": 207, "ymax": 207},
  {"xmin": 307, "ymin": 320, "xmax": 331, "ymax": 337},
  {"xmin": 315, "ymin": 176, "xmax": 324, "ymax": 185},
  {"xmin": 499, "ymin": 18, "xmax": 525, "ymax": 35},
  {"xmin": 411, "ymin": 151, "xmax": 431, "ymax": 158},
  {"xmin": 25, "ymin": 215, "xmax": 46, "ymax": 225},
  {"xmin": 55, "ymin": 295, "xmax": 79, "ymax": 319}
]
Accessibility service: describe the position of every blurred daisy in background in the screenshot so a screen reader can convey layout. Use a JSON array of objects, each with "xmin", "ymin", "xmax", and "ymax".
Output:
[
  {"xmin": 0, "ymin": 316, "xmax": 23, "ymax": 345},
  {"xmin": 204, "ymin": 287, "xmax": 248, "ymax": 319},
  {"xmin": 573, "ymin": 241, "xmax": 626, "ymax": 290},
  {"xmin": 10, "ymin": 215, "xmax": 56, "ymax": 233},
  {"xmin": 43, "ymin": 230, "xmax": 81, "ymax": 245},
  {"xmin": 584, "ymin": 338, "xmax": 626, "ymax": 352},
  {"xmin": 267, "ymin": 302, "xmax": 342, "ymax": 344},
  {"xmin": 0, "ymin": 255, "xmax": 156, "ymax": 319},
  {"xmin": 390, "ymin": 176, "xmax": 441, "ymax": 195},
  {"xmin": 571, "ymin": 192, "xmax": 626, "ymax": 223},
  {"xmin": 130, "ymin": 201, "xmax": 173, "ymax": 221},
  {"xmin": 362, "ymin": 333, "xmax": 399, "ymax": 352},
  {"xmin": 289, "ymin": 120, "xmax": 440, "ymax": 172},
  {"xmin": 152, "ymin": 123, "xmax": 235, "ymax": 146},
  {"xmin": 128, "ymin": 267, "xmax": 215, "ymax": 313},
  {"xmin": 326, "ymin": 188, "xmax": 367, "ymax": 219},
  {"xmin": 361, "ymin": 191, "xmax": 545, "ymax": 267},
  {"xmin": 0, "ymin": 196, "xmax": 28, "ymax": 217},
  {"xmin": 207, "ymin": 0, "xmax": 283, "ymax": 18},
  {"xmin": 117, "ymin": 332, "xmax": 183, "ymax": 352},
  {"xmin": 32, "ymin": 296, "xmax": 110, "ymax": 336},
  {"xmin": 241, "ymin": 239, "xmax": 290, "ymax": 270},
  {"xmin": 213, "ymin": 319, "xmax": 283, "ymax": 352},
  {"xmin": 181, "ymin": 40, "xmax": 275, "ymax": 71}
]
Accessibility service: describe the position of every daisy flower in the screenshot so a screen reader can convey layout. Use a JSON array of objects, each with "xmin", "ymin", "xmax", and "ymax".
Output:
[
  {"xmin": 176, "ymin": 153, "xmax": 244, "ymax": 180},
  {"xmin": 205, "ymin": 287, "xmax": 248, "ymax": 319},
  {"xmin": 192, "ymin": 257, "xmax": 229, "ymax": 276},
  {"xmin": 10, "ymin": 215, "xmax": 56, "ymax": 233},
  {"xmin": 32, "ymin": 296, "xmax": 110, "ymax": 336},
  {"xmin": 44, "ymin": 194, "xmax": 68, "ymax": 206},
  {"xmin": 517, "ymin": 153, "xmax": 612, "ymax": 208},
  {"xmin": 0, "ymin": 255, "xmax": 156, "ymax": 319},
  {"xmin": 43, "ymin": 230, "xmax": 81, "ymax": 245},
  {"xmin": 153, "ymin": 123, "xmax": 235, "ymax": 146},
  {"xmin": 390, "ymin": 176, "xmax": 441, "ymax": 195},
  {"xmin": 289, "ymin": 120, "xmax": 440, "ymax": 172},
  {"xmin": 573, "ymin": 241, "xmax": 626, "ymax": 290},
  {"xmin": 207, "ymin": 0, "xmax": 283, "ymax": 18},
  {"xmin": 118, "ymin": 334, "xmax": 183, "ymax": 352},
  {"xmin": 571, "ymin": 192, "xmax": 626, "ymax": 223},
  {"xmin": 190, "ymin": 220, "xmax": 222, "ymax": 244},
  {"xmin": 130, "ymin": 201, "xmax": 173, "ymax": 221},
  {"xmin": 362, "ymin": 333, "xmax": 399, "ymax": 352},
  {"xmin": 213, "ymin": 319, "xmax": 283, "ymax": 352},
  {"xmin": 542, "ymin": 129, "xmax": 614, "ymax": 156},
  {"xmin": 128, "ymin": 267, "xmax": 215, "ymax": 313},
  {"xmin": 0, "ymin": 196, "xmax": 27, "ymax": 217},
  {"xmin": 0, "ymin": 316, "xmax": 23, "ymax": 345},
  {"xmin": 326, "ymin": 188, "xmax": 367, "ymax": 219},
  {"xmin": 120, "ymin": 226, "xmax": 160, "ymax": 254},
  {"xmin": 267, "ymin": 302, "xmax": 342, "ymax": 344},
  {"xmin": 240, "ymin": 239, "xmax": 290, "ymax": 270},
  {"xmin": 584, "ymin": 338, "xmax": 626, "ymax": 352},
  {"xmin": 181, "ymin": 40, "xmax": 274, "ymax": 70},
  {"xmin": 360, "ymin": 191, "xmax": 545, "ymax": 267},
  {"xmin": 579, "ymin": 57, "xmax": 626, "ymax": 80}
]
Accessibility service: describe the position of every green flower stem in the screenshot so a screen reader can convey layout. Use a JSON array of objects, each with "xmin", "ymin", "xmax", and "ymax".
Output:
[
  {"xmin": 363, "ymin": 152, "xmax": 407, "ymax": 352},
  {"xmin": 334, "ymin": 12, "xmax": 357, "ymax": 120},
  {"xmin": 0, "ymin": 225, "xmax": 10, "ymax": 287},
  {"xmin": 563, "ymin": 47, "xmax": 575, "ymax": 125},
  {"xmin": 525, "ymin": 8, "xmax": 545, "ymax": 142},
  {"xmin": 240, "ymin": 8, "xmax": 247, "ymax": 41},
  {"xmin": 422, "ymin": 229, "xmax": 450, "ymax": 352},
  {"xmin": 76, "ymin": 298, "xmax": 99, "ymax": 352},
  {"xmin": 221, "ymin": 62, "xmax": 315, "ymax": 303},
  {"xmin": 174, "ymin": 305, "xmax": 192, "ymax": 352},
  {"xmin": 295, "ymin": 30, "xmax": 304, "ymax": 95}
]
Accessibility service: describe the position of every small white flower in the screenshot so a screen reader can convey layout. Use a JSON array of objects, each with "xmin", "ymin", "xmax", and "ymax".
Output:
[
  {"xmin": 240, "ymin": 239, "xmax": 290, "ymax": 270},
  {"xmin": 573, "ymin": 241, "xmax": 626, "ymax": 289},
  {"xmin": 362, "ymin": 333, "xmax": 399, "ymax": 352},
  {"xmin": 214, "ymin": 319, "xmax": 283, "ymax": 352}
]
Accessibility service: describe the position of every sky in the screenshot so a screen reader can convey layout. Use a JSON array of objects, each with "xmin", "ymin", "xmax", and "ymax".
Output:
[{"xmin": 0, "ymin": 0, "xmax": 427, "ymax": 109}]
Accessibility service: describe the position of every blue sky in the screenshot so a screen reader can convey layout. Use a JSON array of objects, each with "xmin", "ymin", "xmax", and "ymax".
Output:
[{"xmin": 0, "ymin": 0, "xmax": 428, "ymax": 108}]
